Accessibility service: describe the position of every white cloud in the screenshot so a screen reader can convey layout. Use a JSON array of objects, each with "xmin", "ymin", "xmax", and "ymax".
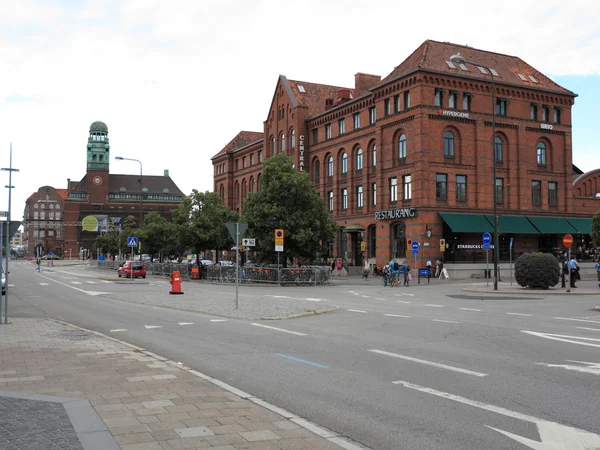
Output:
[{"xmin": 0, "ymin": 0, "xmax": 599, "ymax": 216}]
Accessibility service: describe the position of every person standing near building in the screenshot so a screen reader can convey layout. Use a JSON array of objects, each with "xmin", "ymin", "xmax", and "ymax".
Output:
[
  {"xmin": 435, "ymin": 259, "xmax": 441, "ymax": 277},
  {"xmin": 336, "ymin": 258, "xmax": 343, "ymax": 276},
  {"xmin": 569, "ymin": 256, "xmax": 579, "ymax": 288},
  {"xmin": 382, "ymin": 263, "xmax": 390, "ymax": 287},
  {"xmin": 426, "ymin": 259, "xmax": 432, "ymax": 277},
  {"xmin": 402, "ymin": 260, "xmax": 410, "ymax": 286},
  {"xmin": 595, "ymin": 257, "xmax": 600, "ymax": 288},
  {"xmin": 389, "ymin": 259, "xmax": 399, "ymax": 287}
]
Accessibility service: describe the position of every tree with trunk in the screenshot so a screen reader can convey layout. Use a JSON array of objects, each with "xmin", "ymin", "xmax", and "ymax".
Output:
[
  {"xmin": 592, "ymin": 210, "xmax": 600, "ymax": 248},
  {"xmin": 242, "ymin": 152, "xmax": 337, "ymax": 264}
]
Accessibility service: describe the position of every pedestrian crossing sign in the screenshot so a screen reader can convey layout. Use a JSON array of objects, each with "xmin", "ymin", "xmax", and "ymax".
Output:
[{"xmin": 127, "ymin": 237, "xmax": 139, "ymax": 247}]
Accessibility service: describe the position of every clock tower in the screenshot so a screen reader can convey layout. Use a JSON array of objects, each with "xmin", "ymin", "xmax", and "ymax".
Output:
[{"xmin": 86, "ymin": 121, "xmax": 110, "ymax": 203}]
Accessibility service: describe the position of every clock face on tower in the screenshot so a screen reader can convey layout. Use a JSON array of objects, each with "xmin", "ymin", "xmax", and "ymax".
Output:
[{"xmin": 93, "ymin": 176, "xmax": 103, "ymax": 185}]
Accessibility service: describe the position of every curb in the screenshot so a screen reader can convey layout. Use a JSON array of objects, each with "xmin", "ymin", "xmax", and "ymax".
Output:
[
  {"xmin": 462, "ymin": 287, "xmax": 600, "ymax": 296},
  {"xmin": 49, "ymin": 319, "xmax": 369, "ymax": 450}
]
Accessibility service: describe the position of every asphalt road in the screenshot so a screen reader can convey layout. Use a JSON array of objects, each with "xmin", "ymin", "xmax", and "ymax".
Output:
[{"xmin": 5, "ymin": 262, "xmax": 600, "ymax": 449}]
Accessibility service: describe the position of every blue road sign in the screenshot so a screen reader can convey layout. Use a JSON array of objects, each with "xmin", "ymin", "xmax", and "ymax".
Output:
[
  {"xmin": 509, "ymin": 237, "xmax": 514, "ymax": 249},
  {"xmin": 482, "ymin": 243, "xmax": 491, "ymax": 251},
  {"xmin": 411, "ymin": 241, "xmax": 420, "ymax": 250},
  {"xmin": 127, "ymin": 237, "xmax": 139, "ymax": 247},
  {"xmin": 412, "ymin": 249, "xmax": 419, "ymax": 255},
  {"xmin": 482, "ymin": 232, "xmax": 492, "ymax": 244},
  {"xmin": 49, "ymin": 251, "xmax": 54, "ymax": 256}
]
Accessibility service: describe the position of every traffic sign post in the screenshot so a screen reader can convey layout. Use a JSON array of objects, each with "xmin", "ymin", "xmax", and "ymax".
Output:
[
  {"xmin": 411, "ymin": 242, "xmax": 419, "ymax": 274},
  {"xmin": 509, "ymin": 237, "xmax": 514, "ymax": 285},
  {"xmin": 563, "ymin": 234, "xmax": 573, "ymax": 292},
  {"xmin": 274, "ymin": 229, "xmax": 284, "ymax": 286},
  {"xmin": 242, "ymin": 238, "xmax": 255, "ymax": 247},
  {"xmin": 226, "ymin": 222, "xmax": 248, "ymax": 309},
  {"xmin": 482, "ymin": 233, "xmax": 492, "ymax": 287}
]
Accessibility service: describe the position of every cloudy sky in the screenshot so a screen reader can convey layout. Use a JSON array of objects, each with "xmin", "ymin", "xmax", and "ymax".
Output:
[{"xmin": 1, "ymin": 0, "xmax": 599, "ymax": 219}]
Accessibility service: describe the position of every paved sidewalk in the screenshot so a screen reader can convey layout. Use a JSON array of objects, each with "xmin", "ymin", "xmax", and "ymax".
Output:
[
  {"xmin": 0, "ymin": 318, "xmax": 365, "ymax": 450},
  {"xmin": 463, "ymin": 279, "xmax": 600, "ymax": 295}
]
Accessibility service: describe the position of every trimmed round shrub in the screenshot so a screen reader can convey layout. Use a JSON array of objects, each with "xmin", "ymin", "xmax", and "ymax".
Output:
[{"xmin": 514, "ymin": 252, "xmax": 560, "ymax": 289}]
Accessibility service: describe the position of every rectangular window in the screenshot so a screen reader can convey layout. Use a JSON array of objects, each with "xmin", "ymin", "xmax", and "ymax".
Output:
[
  {"xmin": 369, "ymin": 107, "xmax": 376, "ymax": 125},
  {"xmin": 357, "ymin": 185, "xmax": 363, "ymax": 208},
  {"xmin": 372, "ymin": 183, "xmax": 377, "ymax": 206},
  {"xmin": 548, "ymin": 182, "xmax": 558, "ymax": 207},
  {"xmin": 34, "ymin": 211, "xmax": 39, "ymax": 219},
  {"xmin": 390, "ymin": 177, "xmax": 398, "ymax": 202},
  {"xmin": 56, "ymin": 230, "xmax": 61, "ymax": 238},
  {"xmin": 542, "ymin": 105, "xmax": 549, "ymax": 122},
  {"xmin": 456, "ymin": 175, "xmax": 467, "ymax": 202},
  {"xmin": 496, "ymin": 98, "xmax": 507, "ymax": 116},
  {"xmin": 338, "ymin": 119, "xmax": 345, "ymax": 134},
  {"xmin": 434, "ymin": 88, "xmax": 444, "ymax": 107},
  {"xmin": 436, "ymin": 174, "xmax": 447, "ymax": 201},
  {"xmin": 258, "ymin": 150, "xmax": 262, "ymax": 162},
  {"xmin": 55, "ymin": 212, "xmax": 60, "ymax": 220},
  {"xmin": 33, "ymin": 230, "xmax": 38, "ymax": 238},
  {"xmin": 384, "ymin": 99, "xmax": 391, "ymax": 116},
  {"xmin": 404, "ymin": 91, "xmax": 410, "ymax": 109},
  {"xmin": 553, "ymin": 108, "xmax": 561, "ymax": 124},
  {"xmin": 312, "ymin": 129, "xmax": 318, "ymax": 145},
  {"xmin": 328, "ymin": 191, "xmax": 334, "ymax": 211},
  {"xmin": 235, "ymin": 160, "xmax": 239, "ymax": 170},
  {"xmin": 49, "ymin": 211, "xmax": 54, "ymax": 219},
  {"xmin": 353, "ymin": 113, "xmax": 361, "ymax": 130},
  {"xmin": 495, "ymin": 178, "xmax": 504, "ymax": 204},
  {"xmin": 250, "ymin": 154, "xmax": 255, "ymax": 165},
  {"xmin": 242, "ymin": 156, "xmax": 246, "ymax": 168},
  {"xmin": 449, "ymin": 91, "xmax": 457, "ymax": 109},
  {"xmin": 342, "ymin": 188, "xmax": 348, "ymax": 210},
  {"xmin": 48, "ymin": 230, "xmax": 54, "ymax": 237},
  {"xmin": 403, "ymin": 175, "xmax": 412, "ymax": 200},
  {"xmin": 394, "ymin": 95, "xmax": 400, "ymax": 113},
  {"xmin": 40, "ymin": 230, "xmax": 45, "ymax": 238},
  {"xmin": 532, "ymin": 180, "xmax": 542, "ymax": 206},
  {"xmin": 463, "ymin": 93, "xmax": 471, "ymax": 111},
  {"xmin": 40, "ymin": 211, "xmax": 45, "ymax": 219},
  {"xmin": 530, "ymin": 103, "xmax": 538, "ymax": 120},
  {"xmin": 325, "ymin": 124, "xmax": 331, "ymax": 139}
]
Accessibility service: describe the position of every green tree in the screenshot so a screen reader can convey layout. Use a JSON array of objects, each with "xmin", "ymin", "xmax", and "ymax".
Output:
[
  {"xmin": 592, "ymin": 210, "xmax": 600, "ymax": 247},
  {"xmin": 138, "ymin": 211, "xmax": 176, "ymax": 260},
  {"xmin": 242, "ymin": 152, "xmax": 337, "ymax": 263},
  {"xmin": 172, "ymin": 190, "xmax": 238, "ymax": 262},
  {"xmin": 95, "ymin": 215, "xmax": 137, "ymax": 257}
]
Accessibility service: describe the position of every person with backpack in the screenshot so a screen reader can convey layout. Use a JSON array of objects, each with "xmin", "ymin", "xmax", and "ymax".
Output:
[
  {"xmin": 35, "ymin": 257, "xmax": 41, "ymax": 272},
  {"xmin": 389, "ymin": 259, "xmax": 399, "ymax": 287},
  {"xmin": 595, "ymin": 257, "xmax": 600, "ymax": 288},
  {"xmin": 382, "ymin": 263, "xmax": 390, "ymax": 287},
  {"xmin": 402, "ymin": 260, "xmax": 410, "ymax": 286}
]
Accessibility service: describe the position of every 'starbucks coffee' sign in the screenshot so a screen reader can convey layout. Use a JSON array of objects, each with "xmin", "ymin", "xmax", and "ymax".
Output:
[{"xmin": 375, "ymin": 208, "xmax": 416, "ymax": 220}]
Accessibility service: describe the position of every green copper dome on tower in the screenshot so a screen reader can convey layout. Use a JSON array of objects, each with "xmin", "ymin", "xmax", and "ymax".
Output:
[{"xmin": 89, "ymin": 121, "xmax": 108, "ymax": 133}]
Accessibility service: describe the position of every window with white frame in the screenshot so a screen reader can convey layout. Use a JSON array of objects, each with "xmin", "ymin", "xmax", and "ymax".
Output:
[
  {"xmin": 328, "ymin": 191, "xmax": 334, "ymax": 211},
  {"xmin": 325, "ymin": 124, "xmax": 331, "ymax": 140},
  {"xmin": 342, "ymin": 188, "xmax": 348, "ymax": 210},
  {"xmin": 403, "ymin": 175, "xmax": 412, "ymax": 200},
  {"xmin": 356, "ymin": 149, "xmax": 363, "ymax": 170},
  {"xmin": 328, "ymin": 156, "xmax": 334, "ymax": 176},
  {"xmin": 341, "ymin": 153, "xmax": 348, "ymax": 173},
  {"xmin": 291, "ymin": 129, "xmax": 296, "ymax": 149},
  {"xmin": 372, "ymin": 183, "xmax": 377, "ymax": 205},
  {"xmin": 398, "ymin": 134, "xmax": 407, "ymax": 159},
  {"xmin": 369, "ymin": 107, "xmax": 376, "ymax": 124},
  {"xmin": 372, "ymin": 144, "xmax": 377, "ymax": 167},
  {"xmin": 357, "ymin": 185, "xmax": 363, "ymax": 208},
  {"xmin": 338, "ymin": 119, "xmax": 345, "ymax": 134},
  {"xmin": 353, "ymin": 113, "xmax": 360, "ymax": 129},
  {"xmin": 390, "ymin": 177, "xmax": 398, "ymax": 202}
]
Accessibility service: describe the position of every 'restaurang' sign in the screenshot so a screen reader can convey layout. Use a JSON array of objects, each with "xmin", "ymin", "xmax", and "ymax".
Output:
[{"xmin": 375, "ymin": 208, "xmax": 416, "ymax": 220}]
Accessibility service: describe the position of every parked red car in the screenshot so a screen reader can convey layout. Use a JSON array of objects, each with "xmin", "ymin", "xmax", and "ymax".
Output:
[{"xmin": 118, "ymin": 261, "xmax": 147, "ymax": 279}]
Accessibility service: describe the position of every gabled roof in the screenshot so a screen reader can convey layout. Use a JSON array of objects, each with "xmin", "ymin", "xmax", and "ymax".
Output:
[
  {"xmin": 212, "ymin": 131, "xmax": 264, "ymax": 159},
  {"xmin": 69, "ymin": 174, "xmax": 184, "ymax": 195},
  {"xmin": 56, "ymin": 189, "xmax": 68, "ymax": 200},
  {"xmin": 287, "ymin": 79, "xmax": 365, "ymax": 117},
  {"xmin": 379, "ymin": 40, "xmax": 575, "ymax": 96}
]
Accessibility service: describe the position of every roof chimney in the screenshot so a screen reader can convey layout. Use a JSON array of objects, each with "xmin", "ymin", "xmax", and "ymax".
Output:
[
  {"xmin": 164, "ymin": 170, "xmax": 169, "ymax": 177},
  {"xmin": 336, "ymin": 89, "xmax": 353, "ymax": 105},
  {"xmin": 354, "ymin": 73, "xmax": 381, "ymax": 91}
]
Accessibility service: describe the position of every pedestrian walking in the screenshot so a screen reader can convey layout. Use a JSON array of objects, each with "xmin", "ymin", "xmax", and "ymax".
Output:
[
  {"xmin": 336, "ymin": 258, "xmax": 343, "ymax": 276},
  {"xmin": 382, "ymin": 264, "xmax": 390, "ymax": 287},
  {"xmin": 426, "ymin": 259, "xmax": 432, "ymax": 278},
  {"xmin": 35, "ymin": 257, "xmax": 41, "ymax": 272},
  {"xmin": 434, "ymin": 259, "xmax": 441, "ymax": 277},
  {"xmin": 402, "ymin": 260, "xmax": 411, "ymax": 286},
  {"xmin": 595, "ymin": 258, "xmax": 600, "ymax": 288},
  {"xmin": 362, "ymin": 259, "xmax": 370, "ymax": 280}
]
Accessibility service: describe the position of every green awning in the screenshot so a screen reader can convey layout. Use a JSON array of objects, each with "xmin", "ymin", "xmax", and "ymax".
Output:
[
  {"xmin": 487, "ymin": 215, "xmax": 540, "ymax": 234},
  {"xmin": 439, "ymin": 213, "xmax": 492, "ymax": 233},
  {"xmin": 565, "ymin": 217, "xmax": 592, "ymax": 234},
  {"xmin": 527, "ymin": 216, "xmax": 578, "ymax": 234}
]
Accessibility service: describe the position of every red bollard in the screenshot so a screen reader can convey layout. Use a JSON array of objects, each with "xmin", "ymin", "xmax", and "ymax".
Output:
[{"xmin": 169, "ymin": 271, "xmax": 184, "ymax": 295}]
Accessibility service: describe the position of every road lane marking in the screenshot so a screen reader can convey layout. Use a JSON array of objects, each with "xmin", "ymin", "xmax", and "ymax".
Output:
[
  {"xmin": 375, "ymin": 298, "xmax": 387, "ymax": 301},
  {"xmin": 251, "ymin": 323, "xmax": 306, "ymax": 336},
  {"xmin": 396, "ymin": 300, "xmax": 412, "ymax": 304},
  {"xmin": 432, "ymin": 319, "xmax": 460, "ymax": 324},
  {"xmin": 506, "ymin": 313, "xmax": 532, "ymax": 317},
  {"xmin": 101, "ymin": 280, "xmax": 113, "ymax": 284},
  {"xmin": 144, "ymin": 325, "xmax": 162, "ymax": 329},
  {"xmin": 34, "ymin": 273, "xmax": 108, "ymax": 296},
  {"xmin": 347, "ymin": 309, "xmax": 367, "ymax": 313},
  {"xmin": 304, "ymin": 298, "xmax": 323, "ymax": 302},
  {"xmin": 71, "ymin": 281, "xmax": 82, "ymax": 285},
  {"xmin": 555, "ymin": 317, "xmax": 600, "ymax": 324},
  {"xmin": 110, "ymin": 329, "xmax": 127, "ymax": 332},
  {"xmin": 425, "ymin": 304, "xmax": 445, "ymax": 308},
  {"xmin": 522, "ymin": 331, "xmax": 600, "ymax": 348},
  {"xmin": 361, "ymin": 295, "xmax": 369, "ymax": 298},
  {"xmin": 384, "ymin": 314, "xmax": 410, "ymax": 318},
  {"xmin": 395, "ymin": 293, "xmax": 414, "ymax": 297},
  {"xmin": 370, "ymin": 349, "xmax": 487, "ymax": 377},
  {"xmin": 460, "ymin": 308, "xmax": 482, "ymax": 312},
  {"xmin": 393, "ymin": 380, "xmax": 600, "ymax": 449},
  {"xmin": 277, "ymin": 354, "xmax": 328, "ymax": 369},
  {"xmin": 210, "ymin": 319, "xmax": 228, "ymax": 322},
  {"xmin": 536, "ymin": 360, "xmax": 600, "ymax": 376},
  {"xmin": 39, "ymin": 283, "xmax": 49, "ymax": 286},
  {"xmin": 266, "ymin": 295, "xmax": 321, "ymax": 302},
  {"xmin": 85, "ymin": 281, "xmax": 96, "ymax": 284},
  {"xmin": 577, "ymin": 327, "xmax": 600, "ymax": 332},
  {"xmin": 178, "ymin": 322, "xmax": 194, "ymax": 326}
]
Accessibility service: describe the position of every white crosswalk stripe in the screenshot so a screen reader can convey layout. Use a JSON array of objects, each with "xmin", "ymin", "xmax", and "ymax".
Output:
[
  {"xmin": 85, "ymin": 281, "xmax": 96, "ymax": 284},
  {"xmin": 71, "ymin": 281, "xmax": 82, "ymax": 285}
]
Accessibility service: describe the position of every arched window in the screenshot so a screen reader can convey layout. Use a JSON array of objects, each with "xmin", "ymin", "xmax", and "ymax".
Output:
[
  {"xmin": 249, "ymin": 177, "xmax": 255, "ymax": 193},
  {"xmin": 219, "ymin": 185, "xmax": 225, "ymax": 202},
  {"xmin": 444, "ymin": 131, "xmax": 455, "ymax": 157},
  {"xmin": 372, "ymin": 144, "xmax": 377, "ymax": 167},
  {"xmin": 234, "ymin": 182, "xmax": 240, "ymax": 206},
  {"xmin": 314, "ymin": 160, "xmax": 321, "ymax": 180},
  {"xmin": 290, "ymin": 129, "xmax": 296, "ymax": 149},
  {"xmin": 537, "ymin": 142, "xmax": 546, "ymax": 165},
  {"xmin": 356, "ymin": 149, "xmax": 363, "ymax": 170},
  {"xmin": 341, "ymin": 152, "xmax": 348, "ymax": 174},
  {"xmin": 242, "ymin": 180, "xmax": 248, "ymax": 199},
  {"xmin": 494, "ymin": 136, "xmax": 503, "ymax": 161},
  {"xmin": 328, "ymin": 156, "xmax": 334, "ymax": 176},
  {"xmin": 280, "ymin": 133, "xmax": 285, "ymax": 152},
  {"xmin": 398, "ymin": 134, "xmax": 407, "ymax": 158},
  {"xmin": 270, "ymin": 136, "xmax": 275, "ymax": 155},
  {"xmin": 256, "ymin": 174, "xmax": 261, "ymax": 192}
]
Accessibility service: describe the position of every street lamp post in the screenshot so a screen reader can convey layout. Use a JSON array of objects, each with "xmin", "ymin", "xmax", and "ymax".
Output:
[
  {"xmin": 2, "ymin": 143, "xmax": 19, "ymax": 323},
  {"xmin": 115, "ymin": 156, "xmax": 143, "ymax": 260},
  {"xmin": 450, "ymin": 52, "xmax": 500, "ymax": 290}
]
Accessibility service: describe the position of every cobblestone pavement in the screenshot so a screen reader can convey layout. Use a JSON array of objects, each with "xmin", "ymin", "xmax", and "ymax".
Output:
[{"xmin": 0, "ymin": 318, "xmax": 365, "ymax": 450}]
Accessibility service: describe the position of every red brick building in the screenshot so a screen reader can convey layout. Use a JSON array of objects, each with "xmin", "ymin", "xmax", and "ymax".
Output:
[
  {"xmin": 213, "ymin": 40, "xmax": 595, "ymax": 267},
  {"xmin": 23, "ymin": 121, "xmax": 185, "ymax": 259}
]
